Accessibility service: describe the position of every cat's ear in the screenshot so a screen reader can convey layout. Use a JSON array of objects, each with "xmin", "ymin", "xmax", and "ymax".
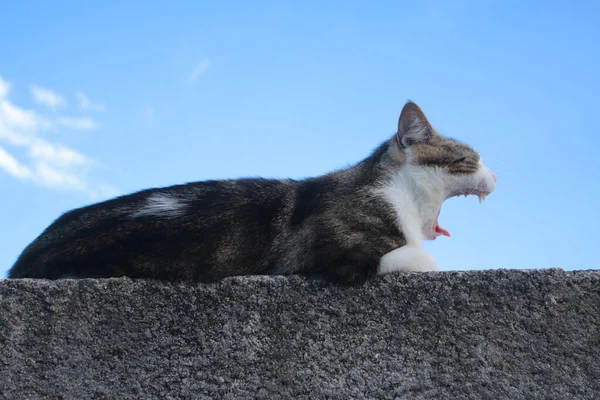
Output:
[{"xmin": 396, "ymin": 101, "xmax": 433, "ymax": 148}]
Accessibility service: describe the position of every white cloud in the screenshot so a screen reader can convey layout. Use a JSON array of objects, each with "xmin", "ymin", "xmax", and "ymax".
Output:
[
  {"xmin": 0, "ymin": 101, "xmax": 50, "ymax": 131},
  {"xmin": 30, "ymin": 85, "xmax": 66, "ymax": 109},
  {"xmin": 190, "ymin": 59, "xmax": 211, "ymax": 81},
  {"xmin": 75, "ymin": 91, "xmax": 105, "ymax": 111},
  {"xmin": 0, "ymin": 145, "xmax": 32, "ymax": 179},
  {"xmin": 56, "ymin": 116, "xmax": 99, "ymax": 130},
  {"xmin": 28, "ymin": 140, "xmax": 91, "ymax": 167},
  {"xmin": 0, "ymin": 76, "xmax": 10, "ymax": 99},
  {"xmin": 35, "ymin": 162, "xmax": 87, "ymax": 191},
  {"xmin": 0, "ymin": 74, "xmax": 114, "ymax": 197}
]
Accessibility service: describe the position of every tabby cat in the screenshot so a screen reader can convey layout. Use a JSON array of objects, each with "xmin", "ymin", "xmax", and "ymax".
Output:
[{"xmin": 9, "ymin": 102, "xmax": 497, "ymax": 284}]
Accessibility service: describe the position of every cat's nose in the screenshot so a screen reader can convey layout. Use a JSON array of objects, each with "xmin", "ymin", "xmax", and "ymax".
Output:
[{"xmin": 490, "ymin": 171, "xmax": 497, "ymax": 183}]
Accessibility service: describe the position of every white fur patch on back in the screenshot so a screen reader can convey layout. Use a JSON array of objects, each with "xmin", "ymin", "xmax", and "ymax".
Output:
[{"xmin": 131, "ymin": 193, "xmax": 187, "ymax": 218}]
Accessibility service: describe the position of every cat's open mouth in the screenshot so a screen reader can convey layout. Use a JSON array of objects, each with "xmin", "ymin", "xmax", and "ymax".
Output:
[{"xmin": 432, "ymin": 189, "xmax": 491, "ymax": 239}]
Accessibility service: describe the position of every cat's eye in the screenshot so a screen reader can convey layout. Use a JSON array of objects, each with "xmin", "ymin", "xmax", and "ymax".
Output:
[{"xmin": 447, "ymin": 157, "xmax": 466, "ymax": 166}]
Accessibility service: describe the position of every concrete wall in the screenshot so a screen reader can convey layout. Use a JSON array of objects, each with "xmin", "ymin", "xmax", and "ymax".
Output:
[{"xmin": 1, "ymin": 269, "xmax": 598, "ymax": 399}]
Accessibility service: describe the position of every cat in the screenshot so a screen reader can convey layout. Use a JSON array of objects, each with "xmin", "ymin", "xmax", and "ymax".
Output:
[{"xmin": 8, "ymin": 101, "xmax": 497, "ymax": 284}]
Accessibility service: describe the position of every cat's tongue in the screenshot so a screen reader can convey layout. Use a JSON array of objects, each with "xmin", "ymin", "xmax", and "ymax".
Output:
[
  {"xmin": 434, "ymin": 210, "xmax": 450, "ymax": 238},
  {"xmin": 435, "ymin": 223, "xmax": 450, "ymax": 237}
]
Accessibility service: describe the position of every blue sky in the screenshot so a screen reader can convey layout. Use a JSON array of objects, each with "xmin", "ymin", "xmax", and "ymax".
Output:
[{"xmin": 1, "ymin": 1, "xmax": 598, "ymax": 277}]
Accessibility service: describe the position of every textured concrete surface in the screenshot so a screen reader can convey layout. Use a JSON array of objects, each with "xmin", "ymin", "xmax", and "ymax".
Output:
[{"xmin": 0, "ymin": 269, "xmax": 599, "ymax": 399}]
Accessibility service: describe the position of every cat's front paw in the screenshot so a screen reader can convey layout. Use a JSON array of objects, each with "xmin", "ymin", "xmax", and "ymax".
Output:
[{"xmin": 377, "ymin": 245, "xmax": 439, "ymax": 275}]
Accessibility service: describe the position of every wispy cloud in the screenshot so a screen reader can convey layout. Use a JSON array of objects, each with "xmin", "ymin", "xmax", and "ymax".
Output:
[
  {"xmin": 56, "ymin": 116, "xmax": 99, "ymax": 130},
  {"xmin": 0, "ymin": 100, "xmax": 51, "ymax": 131},
  {"xmin": 75, "ymin": 91, "xmax": 106, "ymax": 112},
  {"xmin": 0, "ymin": 145, "xmax": 32, "ymax": 179},
  {"xmin": 0, "ymin": 76, "xmax": 10, "ymax": 99},
  {"xmin": 28, "ymin": 140, "xmax": 91, "ymax": 167},
  {"xmin": 190, "ymin": 59, "xmax": 211, "ymax": 81},
  {"xmin": 30, "ymin": 85, "xmax": 66, "ymax": 109},
  {"xmin": 0, "ymin": 74, "xmax": 115, "ymax": 198}
]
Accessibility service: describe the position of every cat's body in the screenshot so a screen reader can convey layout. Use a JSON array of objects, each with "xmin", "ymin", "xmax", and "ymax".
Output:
[{"xmin": 8, "ymin": 102, "xmax": 497, "ymax": 283}]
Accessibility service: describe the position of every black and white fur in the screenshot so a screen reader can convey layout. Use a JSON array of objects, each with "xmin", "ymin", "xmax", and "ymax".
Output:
[{"xmin": 8, "ymin": 102, "xmax": 497, "ymax": 284}]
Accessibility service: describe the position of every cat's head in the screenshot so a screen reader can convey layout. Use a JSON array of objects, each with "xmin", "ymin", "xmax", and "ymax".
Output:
[{"xmin": 385, "ymin": 101, "xmax": 497, "ymax": 242}]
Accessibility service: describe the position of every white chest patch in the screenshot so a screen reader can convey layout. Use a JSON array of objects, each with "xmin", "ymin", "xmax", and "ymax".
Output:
[
  {"xmin": 374, "ymin": 162, "xmax": 448, "ymax": 246},
  {"xmin": 131, "ymin": 193, "xmax": 187, "ymax": 218},
  {"xmin": 373, "ymin": 151, "xmax": 497, "ymax": 276}
]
